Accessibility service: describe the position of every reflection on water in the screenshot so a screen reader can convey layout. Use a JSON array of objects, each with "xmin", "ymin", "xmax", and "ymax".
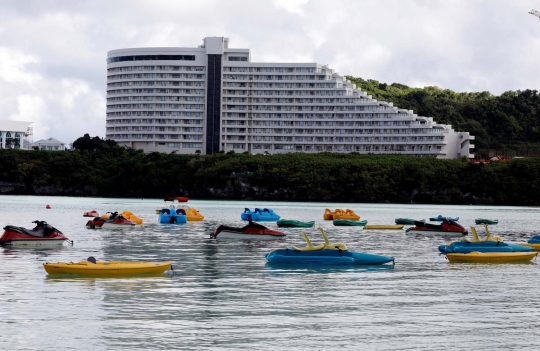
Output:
[
  {"xmin": 2, "ymin": 196, "xmax": 540, "ymax": 350},
  {"xmin": 263, "ymin": 262, "xmax": 395, "ymax": 274}
]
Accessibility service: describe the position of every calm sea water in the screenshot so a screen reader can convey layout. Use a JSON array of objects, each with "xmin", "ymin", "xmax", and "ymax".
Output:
[{"xmin": 1, "ymin": 196, "xmax": 540, "ymax": 350}]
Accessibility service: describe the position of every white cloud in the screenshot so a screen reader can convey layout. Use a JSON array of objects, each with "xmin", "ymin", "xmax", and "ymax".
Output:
[
  {"xmin": 1, "ymin": 0, "xmax": 540, "ymax": 142},
  {"xmin": 0, "ymin": 47, "xmax": 40, "ymax": 84},
  {"xmin": 273, "ymin": 0, "xmax": 310, "ymax": 15}
]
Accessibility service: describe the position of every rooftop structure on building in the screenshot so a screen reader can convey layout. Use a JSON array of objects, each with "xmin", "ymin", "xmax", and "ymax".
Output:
[
  {"xmin": 106, "ymin": 37, "xmax": 474, "ymax": 158},
  {"xmin": 32, "ymin": 137, "xmax": 66, "ymax": 151},
  {"xmin": 0, "ymin": 120, "xmax": 33, "ymax": 150}
]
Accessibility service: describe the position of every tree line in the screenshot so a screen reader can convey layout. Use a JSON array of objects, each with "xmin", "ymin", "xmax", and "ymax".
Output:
[{"xmin": 0, "ymin": 134, "xmax": 539, "ymax": 205}]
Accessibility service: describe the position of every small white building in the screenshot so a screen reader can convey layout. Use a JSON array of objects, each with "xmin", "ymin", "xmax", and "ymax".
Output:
[
  {"xmin": 32, "ymin": 137, "xmax": 66, "ymax": 151},
  {"xmin": 0, "ymin": 120, "xmax": 33, "ymax": 149}
]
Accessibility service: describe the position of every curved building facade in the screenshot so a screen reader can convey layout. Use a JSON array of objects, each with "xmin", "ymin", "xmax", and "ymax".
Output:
[{"xmin": 106, "ymin": 37, "xmax": 474, "ymax": 158}]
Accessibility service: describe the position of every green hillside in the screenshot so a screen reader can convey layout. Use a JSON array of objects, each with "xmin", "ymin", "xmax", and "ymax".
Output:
[{"xmin": 347, "ymin": 76, "xmax": 540, "ymax": 157}]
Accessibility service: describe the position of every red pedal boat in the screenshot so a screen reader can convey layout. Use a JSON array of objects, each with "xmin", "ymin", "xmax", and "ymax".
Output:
[
  {"xmin": 213, "ymin": 221, "xmax": 285, "ymax": 240},
  {"xmin": 83, "ymin": 210, "xmax": 100, "ymax": 217},
  {"xmin": 86, "ymin": 212, "xmax": 136, "ymax": 229},
  {"xmin": 163, "ymin": 196, "xmax": 189, "ymax": 202},
  {"xmin": 406, "ymin": 218, "xmax": 467, "ymax": 237},
  {"xmin": 1, "ymin": 220, "xmax": 71, "ymax": 247}
]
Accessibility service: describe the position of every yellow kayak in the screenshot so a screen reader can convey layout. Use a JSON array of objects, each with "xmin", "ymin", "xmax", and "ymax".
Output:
[
  {"xmin": 446, "ymin": 251, "xmax": 537, "ymax": 263},
  {"xmin": 121, "ymin": 211, "xmax": 143, "ymax": 224},
  {"xmin": 44, "ymin": 260, "xmax": 172, "ymax": 275},
  {"xmin": 364, "ymin": 224, "xmax": 404, "ymax": 230}
]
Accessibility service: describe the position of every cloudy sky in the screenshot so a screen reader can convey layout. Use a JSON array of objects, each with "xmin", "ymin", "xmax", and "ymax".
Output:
[{"xmin": 1, "ymin": 0, "xmax": 539, "ymax": 143}]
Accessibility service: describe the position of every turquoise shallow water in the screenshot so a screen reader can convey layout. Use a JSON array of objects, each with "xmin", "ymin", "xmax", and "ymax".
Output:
[{"xmin": 1, "ymin": 196, "xmax": 540, "ymax": 350}]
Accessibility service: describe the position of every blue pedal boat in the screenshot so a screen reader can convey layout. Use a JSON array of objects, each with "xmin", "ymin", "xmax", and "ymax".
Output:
[
  {"xmin": 158, "ymin": 208, "xmax": 187, "ymax": 224},
  {"xmin": 265, "ymin": 228, "xmax": 394, "ymax": 265},
  {"xmin": 241, "ymin": 208, "xmax": 281, "ymax": 221}
]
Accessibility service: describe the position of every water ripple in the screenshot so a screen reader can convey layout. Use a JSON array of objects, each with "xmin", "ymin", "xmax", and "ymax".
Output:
[{"xmin": 1, "ymin": 197, "xmax": 540, "ymax": 350}]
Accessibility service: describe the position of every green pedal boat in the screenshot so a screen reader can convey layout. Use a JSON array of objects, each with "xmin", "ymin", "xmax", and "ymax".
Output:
[
  {"xmin": 276, "ymin": 219, "xmax": 315, "ymax": 228},
  {"xmin": 333, "ymin": 219, "xmax": 368, "ymax": 226}
]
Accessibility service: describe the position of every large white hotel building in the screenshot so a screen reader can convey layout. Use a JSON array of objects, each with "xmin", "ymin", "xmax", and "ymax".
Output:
[{"xmin": 106, "ymin": 37, "xmax": 474, "ymax": 158}]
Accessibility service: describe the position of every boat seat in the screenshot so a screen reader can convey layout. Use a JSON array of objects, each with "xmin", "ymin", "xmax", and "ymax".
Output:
[
  {"xmin": 292, "ymin": 228, "xmax": 349, "ymax": 252},
  {"xmin": 87, "ymin": 256, "xmax": 97, "ymax": 264},
  {"xmin": 325, "ymin": 242, "xmax": 349, "ymax": 251},
  {"xmin": 3, "ymin": 225, "xmax": 47, "ymax": 238},
  {"xmin": 293, "ymin": 231, "xmax": 325, "ymax": 251},
  {"xmin": 462, "ymin": 227, "xmax": 485, "ymax": 243},
  {"xmin": 416, "ymin": 221, "xmax": 442, "ymax": 230},
  {"xmin": 318, "ymin": 228, "xmax": 349, "ymax": 250},
  {"xmin": 462, "ymin": 225, "xmax": 501, "ymax": 243}
]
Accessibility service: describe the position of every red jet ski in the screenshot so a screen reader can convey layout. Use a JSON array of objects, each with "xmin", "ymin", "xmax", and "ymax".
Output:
[
  {"xmin": 1, "ymin": 220, "xmax": 71, "ymax": 247},
  {"xmin": 213, "ymin": 220, "xmax": 286, "ymax": 240},
  {"xmin": 406, "ymin": 218, "xmax": 467, "ymax": 237},
  {"xmin": 86, "ymin": 212, "xmax": 136, "ymax": 229}
]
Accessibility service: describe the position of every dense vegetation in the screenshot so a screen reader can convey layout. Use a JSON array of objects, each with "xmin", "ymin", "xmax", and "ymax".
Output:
[
  {"xmin": 1, "ymin": 134, "xmax": 540, "ymax": 205},
  {"xmin": 347, "ymin": 76, "xmax": 540, "ymax": 156}
]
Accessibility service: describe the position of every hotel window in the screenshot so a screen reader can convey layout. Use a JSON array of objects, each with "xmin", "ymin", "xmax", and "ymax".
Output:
[{"xmin": 229, "ymin": 57, "xmax": 248, "ymax": 61}]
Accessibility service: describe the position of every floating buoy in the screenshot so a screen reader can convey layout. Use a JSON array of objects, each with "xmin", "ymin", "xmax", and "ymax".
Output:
[{"xmin": 46, "ymin": 205, "xmax": 51, "ymax": 209}]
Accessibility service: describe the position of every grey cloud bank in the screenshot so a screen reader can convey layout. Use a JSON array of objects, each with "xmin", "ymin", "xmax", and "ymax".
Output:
[{"xmin": 0, "ymin": 0, "xmax": 539, "ymax": 143}]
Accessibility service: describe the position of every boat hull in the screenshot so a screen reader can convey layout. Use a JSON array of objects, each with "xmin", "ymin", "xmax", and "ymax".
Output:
[
  {"xmin": 439, "ymin": 242, "xmax": 533, "ymax": 254},
  {"xmin": 333, "ymin": 220, "xmax": 367, "ymax": 227},
  {"xmin": 44, "ymin": 261, "xmax": 172, "ymax": 275},
  {"xmin": 395, "ymin": 218, "xmax": 423, "ymax": 225},
  {"xmin": 406, "ymin": 229, "xmax": 466, "ymax": 236},
  {"xmin": 364, "ymin": 224, "xmax": 403, "ymax": 230},
  {"xmin": 266, "ymin": 254, "xmax": 354, "ymax": 265},
  {"xmin": 241, "ymin": 214, "xmax": 280, "ymax": 221},
  {"xmin": 1, "ymin": 238, "xmax": 67, "ymax": 247},
  {"xmin": 101, "ymin": 222, "xmax": 136, "ymax": 229},
  {"xmin": 446, "ymin": 252, "xmax": 537, "ymax": 263},
  {"xmin": 266, "ymin": 249, "xmax": 394, "ymax": 265},
  {"xmin": 215, "ymin": 231, "xmax": 286, "ymax": 240},
  {"xmin": 475, "ymin": 218, "xmax": 498, "ymax": 225},
  {"xmin": 277, "ymin": 220, "xmax": 315, "ymax": 228},
  {"xmin": 333, "ymin": 215, "xmax": 360, "ymax": 221}
]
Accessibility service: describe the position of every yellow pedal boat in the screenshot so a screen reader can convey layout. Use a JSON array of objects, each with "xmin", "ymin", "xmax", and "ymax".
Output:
[
  {"xmin": 446, "ymin": 251, "xmax": 537, "ymax": 263},
  {"xmin": 364, "ymin": 224, "xmax": 404, "ymax": 230},
  {"xmin": 332, "ymin": 209, "xmax": 360, "ymax": 221},
  {"xmin": 520, "ymin": 243, "xmax": 540, "ymax": 251},
  {"xmin": 323, "ymin": 208, "xmax": 342, "ymax": 220},
  {"xmin": 181, "ymin": 206, "xmax": 205, "ymax": 221},
  {"xmin": 120, "ymin": 211, "xmax": 143, "ymax": 224},
  {"xmin": 43, "ymin": 259, "xmax": 172, "ymax": 275}
]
